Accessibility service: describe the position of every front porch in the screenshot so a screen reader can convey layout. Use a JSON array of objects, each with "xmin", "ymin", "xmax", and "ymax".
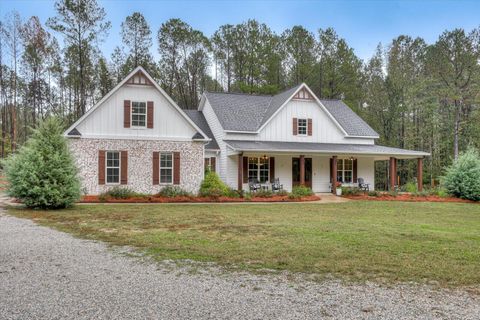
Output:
[
  {"xmin": 225, "ymin": 140, "xmax": 429, "ymax": 193},
  {"xmin": 233, "ymin": 153, "xmax": 376, "ymax": 193}
]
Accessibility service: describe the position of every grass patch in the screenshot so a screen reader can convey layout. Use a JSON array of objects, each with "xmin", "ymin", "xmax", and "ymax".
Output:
[{"xmin": 7, "ymin": 201, "xmax": 480, "ymax": 287}]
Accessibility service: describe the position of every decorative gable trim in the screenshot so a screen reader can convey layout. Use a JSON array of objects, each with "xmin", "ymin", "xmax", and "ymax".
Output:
[
  {"xmin": 63, "ymin": 66, "xmax": 210, "ymax": 142},
  {"xmin": 293, "ymin": 88, "xmax": 314, "ymax": 100},
  {"xmin": 126, "ymin": 70, "xmax": 153, "ymax": 86}
]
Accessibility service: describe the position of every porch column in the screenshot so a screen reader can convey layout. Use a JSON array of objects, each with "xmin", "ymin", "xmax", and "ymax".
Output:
[
  {"xmin": 332, "ymin": 155, "xmax": 337, "ymax": 194},
  {"xmin": 417, "ymin": 158, "xmax": 423, "ymax": 191},
  {"xmin": 299, "ymin": 155, "xmax": 305, "ymax": 186},
  {"xmin": 389, "ymin": 157, "xmax": 396, "ymax": 191},
  {"xmin": 237, "ymin": 153, "xmax": 243, "ymax": 191}
]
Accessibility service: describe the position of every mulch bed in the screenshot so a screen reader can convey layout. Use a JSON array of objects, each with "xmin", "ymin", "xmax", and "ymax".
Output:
[
  {"xmin": 343, "ymin": 194, "xmax": 476, "ymax": 203},
  {"xmin": 80, "ymin": 195, "xmax": 321, "ymax": 203}
]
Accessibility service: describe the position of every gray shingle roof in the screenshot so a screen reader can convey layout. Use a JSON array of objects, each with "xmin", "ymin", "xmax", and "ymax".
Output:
[
  {"xmin": 67, "ymin": 128, "xmax": 81, "ymax": 136},
  {"xmin": 204, "ymin": 92, "xmax": 272, "ymax": 132},
  {"xmin": 184, "ymin": 110, "xmax": 219, "ymax": 150},
  {"xmin": 204, "ymin": 85, "xmax": 379, "ymax": 137},
  {"xmin": 224, "ymin": 140, "xmax": 429, "ymax": 157},
  {"xmin": 320, "ymin": 99, "xmax": 379, "ymax": 137}
]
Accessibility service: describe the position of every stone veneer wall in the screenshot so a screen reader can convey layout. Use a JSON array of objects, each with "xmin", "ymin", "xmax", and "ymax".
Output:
[{"xmin": 69, "ymin": 138, "xmax": 204, "ymax": 195}]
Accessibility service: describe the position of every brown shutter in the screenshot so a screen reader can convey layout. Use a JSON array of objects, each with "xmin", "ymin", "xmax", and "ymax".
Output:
[
  {"xmin": 152, "ymin": 152, "xmax": 159, "ymax": 184},
  {"xmin": 147, "ymin": 101, "xmax": 154, "ymax": 128},
  {"xmin": 293, "ymin": 118, "xmax": 298, "ymax": 135},
  {"xmin": 243, "ymin": 156, "xmax": 248, "ymax": 183},
  {"xmin": 210, "ymin": 157, "xmax": 216, "ymax": 172},
  {"xmin": 308, "ymin": 118, "xmax": 312, "ymax": 136},
  {"xmin": 124, "ymin": 100, "xmax": 131, "ymax": 128},
  {"xmin": 173, "ymin": 152, "xmax": 180, "ymax": 185},
  {"xmin": 269, "ymin": 157, "xmax": 275, "ymax": 182},
  {"xmin": 120, "ymin": 151, "xmax": 128, "ymax": 185},
  {"xmin": 98, "ymin": 150, "xmax": 105, "ymax": 185},
  {"xmin": 353, "ymin": 158, "xmax": 358, "ymax": 183}
]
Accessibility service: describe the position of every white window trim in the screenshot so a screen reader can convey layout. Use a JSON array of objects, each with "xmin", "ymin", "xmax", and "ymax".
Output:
[
  {"xmin": 159, "ymin": 152, "xmax": 174, "ymax": 185},
  {"xmin": 336, "ymin": 158, "xmax": 353, "ymax": 183},
  {"xmin": 247, "ymin": 157, "xmax": 270, "ymax": 183},
  {"xmin": 105, "ymin": 151, "xmax": 121, "ymax": 185},
  {"xmin": 131, "ymin": 101, "xmax": 147, "ymax": 129},
  {"xmin": 297, "ymin": 118, "xmax": 308, "ymax": 136}
]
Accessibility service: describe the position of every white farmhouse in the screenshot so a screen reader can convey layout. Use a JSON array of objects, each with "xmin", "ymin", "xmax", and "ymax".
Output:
[{"xmin": 65, "ymin": 67, "xmax": 429, "ymax": 194}]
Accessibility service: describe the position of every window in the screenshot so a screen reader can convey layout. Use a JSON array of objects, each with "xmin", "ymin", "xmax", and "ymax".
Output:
[
  {"xmin": 160, "ymin": 153, "xmax": 173, "ymax": 184},
  {"xmin": 297, "ymin": 118, "xmax": 307, "ymax": 135},
  {"xmin": 205, "ymin": 158, "xmax": 211, "ymax": 171},
  {"xmin": 248, "ymin": 157, "xmax": 269, "ymax": 183},
  {"xmin": 204, "ymin": 157, "xmax": 215, "ymax": 172},
  {"xmin": 337, "ymin": 159, "xmax": 353, "ymax": 183},
  {"xmin": 131, "ymin": 101, "xmax": 146, "ymax": 127},
  {"xmin": 106, "ymin": 151, "xmax": 120, "ymax": 184}
]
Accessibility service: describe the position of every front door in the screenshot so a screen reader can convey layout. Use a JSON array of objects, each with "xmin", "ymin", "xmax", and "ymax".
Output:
[{"xmin": 292, "ymin": 157, "xmax": 312, "ymax": 188}]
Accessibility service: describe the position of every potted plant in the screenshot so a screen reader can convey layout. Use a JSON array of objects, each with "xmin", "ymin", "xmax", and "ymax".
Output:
[{"xmin": 335, "ymin": 182, "xmax": 342, "ymax": 196}]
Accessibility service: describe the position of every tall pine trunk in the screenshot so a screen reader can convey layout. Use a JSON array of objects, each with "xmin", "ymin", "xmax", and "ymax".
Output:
[{"xmin": 453, "ymin": 99, "xmax": 460, "ymax": 160}]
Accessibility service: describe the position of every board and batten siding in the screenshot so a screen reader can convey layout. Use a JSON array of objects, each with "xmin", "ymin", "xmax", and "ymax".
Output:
[
  {"xmin": 356, "ymin": 157, "xmax": 375, "ymax": 190},
  {"xmin": 76, "ymin": 85, "xmax": 197, "ymax": 139},
  {"xmin": 201, "ymin": 99, "xmax": 229, "ymax": 182},
  {"xmin": 224, "ymin": 100, "xmax": 375, "ymax": 145}
]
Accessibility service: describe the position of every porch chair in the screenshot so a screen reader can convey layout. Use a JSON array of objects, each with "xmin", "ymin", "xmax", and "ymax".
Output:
[
  {"xmin": 248, "ymin": 179, "xmax": 261, "ymax": 193},
  {"xmin": 357, "ymin": 178, "xmax": 370, "ymax": 192},
  {"xmin": 271, "ymin": 178, "xmax": 283, "ymax": 192}
]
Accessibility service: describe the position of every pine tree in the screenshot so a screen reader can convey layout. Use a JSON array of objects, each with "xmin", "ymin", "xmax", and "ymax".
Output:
[
  {"xmin": 121, "ymin": 12, "xmax": 153, "ymax": 69},
  {"xmin": 4, "ymin": 117, "xmax": 81, "ymax": 209},
  {"xmin": 47, "ymin": 0, "xmax": 111, "ymax": 116}
]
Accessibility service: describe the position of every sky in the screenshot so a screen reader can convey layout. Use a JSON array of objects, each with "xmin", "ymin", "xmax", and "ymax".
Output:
[{"xmin": 1, "ymin": 0, "xmax": 479, "ymax": 62}]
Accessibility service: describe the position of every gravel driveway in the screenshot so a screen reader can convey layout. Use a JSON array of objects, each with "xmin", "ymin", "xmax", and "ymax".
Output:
[{"xmin": 1, "ymin": 211, "xmax": 479, "ymax": 320}]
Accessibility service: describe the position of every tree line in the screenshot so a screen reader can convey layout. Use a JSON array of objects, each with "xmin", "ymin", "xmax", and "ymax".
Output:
[{"xmin": 1, "ymin": 0, "xmax": 479, "ymax": 187}]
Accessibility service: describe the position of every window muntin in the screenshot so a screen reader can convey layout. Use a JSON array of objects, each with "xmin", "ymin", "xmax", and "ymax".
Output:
[
  {"xmin": 297, "ymin": 118, "xmax": 307, "ymax": 135},
  {"xmin": 131, "ymin": 101, "xmax": 146, "ymax": 127},
  {"xmin": 160, "ymin": 153, "xmax": 173, "ymax": 184},
  {"xmin": 106, "ymin": 151, "xmax": 120, "ymax": 184},
  {"xmin": 248, "ymin": 157, "xmax": 269, "ymax": 183},
  {"xmin": 337, "ymin": 159, "xmax": 353, "ymax": 183}
]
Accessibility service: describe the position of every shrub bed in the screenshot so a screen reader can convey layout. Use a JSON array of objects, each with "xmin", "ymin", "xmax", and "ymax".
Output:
[
  {"xmin": 81, "ymin": 185, "xmax": 319, "ymax": 203},
  {"xmin": 343, "ymin": 192, "xmax": 475, "ymax": 203},
  {"xmin": 80, "ymin": 193, "xmax": 320, "ymax": 203}
]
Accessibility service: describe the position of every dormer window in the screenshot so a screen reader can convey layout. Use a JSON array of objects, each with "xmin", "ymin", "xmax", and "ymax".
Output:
[
  {"xmin": 131, "ymin": 101, "xmax": 146, "ymax": 127},
  {"xmin": 297, "ymin": 118, "xmax": 307, "ymax": 135}
]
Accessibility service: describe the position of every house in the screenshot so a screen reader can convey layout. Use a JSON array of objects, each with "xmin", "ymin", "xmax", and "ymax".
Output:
[{"xmin": 65, "ymin": 66, "xmax": 429, "ymax": 195}]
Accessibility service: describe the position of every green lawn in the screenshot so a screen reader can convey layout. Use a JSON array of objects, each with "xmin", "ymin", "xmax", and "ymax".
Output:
[{"xmin": 7, "ymin": 201, "xmax": 480, "ymax": 287}]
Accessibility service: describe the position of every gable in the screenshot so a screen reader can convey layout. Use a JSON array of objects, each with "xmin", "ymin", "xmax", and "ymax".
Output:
[
  {"xmin": 202, "ymin": 83, "xmax": 378, "ymax": 139},
  {"xmin": 75, "ymin": 84, "xmax": 197, "ymax": 139},
  {"xmin": 65, "ymin": 67, "xmax": 209, "ymax": 141},
  {"xmin": 256, "ymin": 99, "xmax": 360, "ymax": 143}
]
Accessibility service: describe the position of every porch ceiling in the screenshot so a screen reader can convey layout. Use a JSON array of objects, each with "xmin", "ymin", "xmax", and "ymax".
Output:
[{"xmin": 224, "ymin": 140, "xmax": 429, "ymax": 159}]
